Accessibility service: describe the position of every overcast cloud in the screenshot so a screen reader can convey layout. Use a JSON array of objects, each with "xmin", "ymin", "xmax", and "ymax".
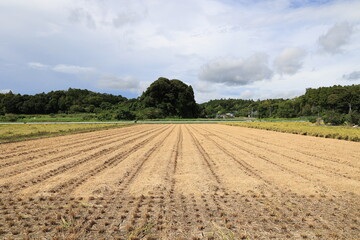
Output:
[
  {"xmin": 274, "ymin": 48, "xmax": 306, "ymax": 75},
  {"xmin": 343, "ymin": 71, "xmax": 360, "ymax": 81},
  {"xmin": 98, "ymin": 75, "xmax": 141, "ymax": 92},
  {"xmin": 52, "ymin": 64, "xmax": 96, "ymax": 74},
  {"xmin": 28, "ymin": 62, "xmax": 96, "ymax": 74},
  {"xmin": 318, "ymin": 22, "xmax": 353, "ymax": 54},
  {"xmin": 28, "ymin": 62, "xmax": 49, "ymax": 70},
  {"xmin": 199, "ymin": 54, "xmax": 273, "ymax": 86},
  {"xmin": 1, "ymin": 0, "xmax": 360, "ymax": 102}
]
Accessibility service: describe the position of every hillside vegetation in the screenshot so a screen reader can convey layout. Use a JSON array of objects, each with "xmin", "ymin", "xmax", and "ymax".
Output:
[
  {"xmin": 200, "ymin": 84, "xmax": 360, "ymax": 125},
  {"xmin": 0, "ymin": 77, "xmax": 198, "ymax": 121},
  {"xmin": 1, "ymin": 80, "xmax": 359, "ymax": 125}
]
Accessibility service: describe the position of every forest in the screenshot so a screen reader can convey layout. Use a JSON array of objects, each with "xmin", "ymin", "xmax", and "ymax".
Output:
[
  {"xmin": 0, "ymin": 77, "xmax": 198, "ymax": 121},
  {"xmin": 200, "ymin": 84, "xmax": 360, "ymax": 125},
  {"xmin": 1, "ymin": 78, "xmax": 359, "ymax": 125}
]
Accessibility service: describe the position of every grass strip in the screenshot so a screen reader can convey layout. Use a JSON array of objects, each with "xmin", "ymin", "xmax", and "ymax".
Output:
[{"xmin": 0, "ymin": 123, "xmax": 133, "ymax": 143}]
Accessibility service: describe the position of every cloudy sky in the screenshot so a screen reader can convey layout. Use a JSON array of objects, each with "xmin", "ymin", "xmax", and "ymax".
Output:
[{"xmin": 0, "ymin": 0, "xmax": 359, "ymax": 102}]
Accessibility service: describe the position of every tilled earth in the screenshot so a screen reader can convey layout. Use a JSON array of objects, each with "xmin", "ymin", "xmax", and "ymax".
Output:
[{"xmin": 0, "ymin": 124, "xmax": 359, "ymax": 239}]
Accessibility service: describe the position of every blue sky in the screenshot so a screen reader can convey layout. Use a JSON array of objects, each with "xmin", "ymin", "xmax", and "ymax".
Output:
[{"xmin": 0, "ymin": 0, "xmax": 359, "ymax": 102}]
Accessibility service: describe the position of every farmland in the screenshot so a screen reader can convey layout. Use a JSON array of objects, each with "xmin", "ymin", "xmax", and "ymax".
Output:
[
  {"xmin": 224, "ymin": 121, "xmax": 360, "ymax": 142},
  {"xmin": 0, "ymin": 123, "xmax": 132, "ymax": 143},
  {"xmin": 0, "ymin": 124, "xmax": 360, "ymax": 239}
]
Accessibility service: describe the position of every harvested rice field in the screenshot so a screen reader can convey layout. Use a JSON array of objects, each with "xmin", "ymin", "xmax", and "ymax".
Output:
[{"xmin": 0, "ymin": 124, "xmax": 359, "ymax": 239}]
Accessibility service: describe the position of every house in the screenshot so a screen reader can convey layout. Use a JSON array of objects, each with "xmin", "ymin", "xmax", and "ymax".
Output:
[{"xmin": 216, "ymin": 113, "xmax": 235, "ymax": 119}]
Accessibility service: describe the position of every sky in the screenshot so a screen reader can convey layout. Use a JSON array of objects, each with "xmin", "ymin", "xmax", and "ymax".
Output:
[{"xmin": 0, "ymin": 0, "xmax": 359, "ymax": 103}]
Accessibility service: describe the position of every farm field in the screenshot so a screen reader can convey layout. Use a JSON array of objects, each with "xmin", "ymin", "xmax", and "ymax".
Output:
[
  {"xmin": 0, "ymin": 124, "xmax": 360, "ymax": 239},
  {"xmin": 0, "ymin": 123, "xmax": 132, "ymax": 143},
  {"xmin": 223, "ymin": 121, "xmax": 360, "ymax": 142}
]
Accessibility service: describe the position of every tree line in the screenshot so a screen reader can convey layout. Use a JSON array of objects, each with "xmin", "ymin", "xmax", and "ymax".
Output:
[
  {"xmin": 199, "ymin": 84, "xmax": 360, "ymax": 125},
  {"xmin": 1, "ymin": 79, "xmax": 359, "ymax": 124},
  {"xmin": 0, "ymin": 77, "xmax": 199, "ymax": 120},
  {"xmin": 0, "ymin": 88, "xmax": 127, "ymax": 115}
]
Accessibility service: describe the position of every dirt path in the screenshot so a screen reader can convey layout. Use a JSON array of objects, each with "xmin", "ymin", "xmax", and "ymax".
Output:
[{"xmin": 0, "ymin": 124, "xmax": 359, "ymax": 239}]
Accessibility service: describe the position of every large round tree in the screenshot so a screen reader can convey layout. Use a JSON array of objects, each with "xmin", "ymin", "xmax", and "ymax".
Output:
[{"xmin": 140, "ymin": 77, "xmax": 198, "ymax": 118}]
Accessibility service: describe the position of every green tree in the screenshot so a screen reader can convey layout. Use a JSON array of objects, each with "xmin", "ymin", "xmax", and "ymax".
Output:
[
  {"xmin": 140, "ymin": 77, "xmax": 198, "ymax": 118},
  {"xmin": 322, "ymin": 111, "xmax": 345, "ymax": 125},
  {"xmin": 277, "ymin": 101, "xmax": 296, "ymax": 118},
  {"xmin": 115, "ymin": 108, "xmax": 135, "ymax": 120}
]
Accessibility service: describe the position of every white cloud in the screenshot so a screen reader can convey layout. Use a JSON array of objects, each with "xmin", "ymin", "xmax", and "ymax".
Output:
[
  {"xmin": 343, "ymin": 71, "xmax": 360, "ymax": 81},
  {"xmin": 112, "ymin": 12, "xmax": 142, "ymax": 28},
  {"xmin": 199, "ymin": 53, "xmax": 273, "ymax": 86},
  {"xmin": 28, "ymin": 62, "xmax": 49, "ymax": 70},
  {"xmin": 318, "ymin": 22, "xmax": 353, "ymax": 54},
  {"xmin": 28, "ymin": 62, "xmax": 96, "ymax": 74},
  {"xmin": 239, "ymin": 88, "xmax": 302, "ymax": 100},
  {"xmin": 68, "ymin": 8, "xmax": 96, "ymax": 29},
  {"xmin": 3, "ymin": 0, "xmax": 360, "ymax": 100},
  {"xmin": 52, "ymin": 64, "xmax": 95, "ymax": 74},
  {"xmin": 239, "ymin": 90, "xmax": 254, "ymax": 99},
  {"xmin": 0, "ymin": 89, "xmax": 11, "ymax": 94},
  {"xmin": 274, "ymin": 47, "xmax": 306, "ymax": 75},
  {"xmin": 193, "ymin": 80, "xmax": 217, "ymax": 93},
  {"xmin": 98, "ymin": 75, "xmax": 140, "ymax": 92}
]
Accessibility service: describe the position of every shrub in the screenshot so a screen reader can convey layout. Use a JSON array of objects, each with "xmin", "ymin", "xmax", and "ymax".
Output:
[
  {"xmin": 82, "ymin": 115, "xmax": 94, "ymax": 121},
  {"xmin": 345, "ymin": 111, "xmax": 360, "ymax": 125},
  {"xmin": 322, "ymin": 111, "xmax": 345, "ymax": 125},
  {"xmin": 137, "ymin": 107, "xmax": 164, "ymax": 119},
  {"xmin": 69, "ymin": 105, "xmax": 85, "ymax": 113},
  {"xmin": 97, "ymin": 112, "xmax": 112, "ymax": 121},
  {"xmin": 114, "ymin": 109, "xmax": 135, "ymax": 120},
  {"xmin": 4, "ymin": 114, "xmax": 18, "ymax": 122},
  {"xmin": 307, "ymin": 116, "xmax": 317, "ymax": 123}
]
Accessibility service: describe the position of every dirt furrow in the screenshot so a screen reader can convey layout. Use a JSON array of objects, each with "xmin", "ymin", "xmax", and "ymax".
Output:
[
  {"xmin": 115, "ymin": 126, "xmax": 175, "ymax": 195},
  {"xmin": 1, "ymin": 124, "xmax": 359, "ymax": 239},
  {"xmin": 0, "ymin": 125, "xmax": 168, "ymax": 195},
  {"xmin": 125, "ymin": 125, "xmax": 180, "ymax": 197},
  {"xmin": 205, "ymin": 126, "xmax": 360, "ymax": 194},
  {"xmin": 0, "ymin": 125, "xmax": 163, "ymax": 178},
  {"xmin": 196, "ymin": 126, "xmax": 328, "ymax": 195},
  {"xmin": 0, "ymin": 124, "xmax": 136, "ymax": 159},
  {"xmin": 85, "ymin": 126, "xmax": 177, "ymax": 238},
  {"xmin": 232, "ymin": 127, "xmax": 360, "ymax": 171},
  {"xmin": 184, "ymin": 125, "xmax": 222, "ymax": 186},
  {"xmin": 199, "ymin": 125, "xmax": 360, "ymax": 195},
  {"xmin": 51, "ymin": 126, "xmax": 173, "ymax": 195},
  {"xmin": 0, "ymin": 125, "xmax": 143, "ymax": 167},
  {"xmin": 211, "ymin": 125, "xmax": 360, "ymax": 180},
  {"xmin": 187, "ymin": 125, "xmax": 277, "ymax": 191},
  {"xmin": 222, "ymin": 124, "xmax": 360, "ymax": 163},
  {"xmin": 169, "ymin": 125, "xmax": 182, "ymax": 195}
]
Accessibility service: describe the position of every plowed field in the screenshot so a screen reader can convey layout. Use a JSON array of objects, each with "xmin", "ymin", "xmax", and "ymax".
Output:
[{"xmin": 1, "ymin": 124, "xmax": 360, "ymax": 239}]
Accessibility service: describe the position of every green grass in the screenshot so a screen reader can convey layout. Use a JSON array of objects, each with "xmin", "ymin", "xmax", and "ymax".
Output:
[
  {"xmin": 0, "ymin": 123, "xmax": 133, "ymax": 143},
  {"xmin": 21, "ymin": 115, "xmax": 90, "ymax": 122},
  {"xmin": 0, "ymin": 113, "xmax": 94, "ymax": 122},
  {"xmin": 223, "ymin": 121, "xmax": 360, "ymax": 142},
  {"xmin": 0, "ymin": 113, "xmax": 133, "ymax": 122},
  {"xmin": 254, "ymin": 117, "xmax": 305, "ymax": 122}
]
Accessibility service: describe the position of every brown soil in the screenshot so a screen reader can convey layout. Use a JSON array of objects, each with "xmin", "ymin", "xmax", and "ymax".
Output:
[{"xmin": 0, "ymin": 124, "xmax": 359, "ymax": 239}]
